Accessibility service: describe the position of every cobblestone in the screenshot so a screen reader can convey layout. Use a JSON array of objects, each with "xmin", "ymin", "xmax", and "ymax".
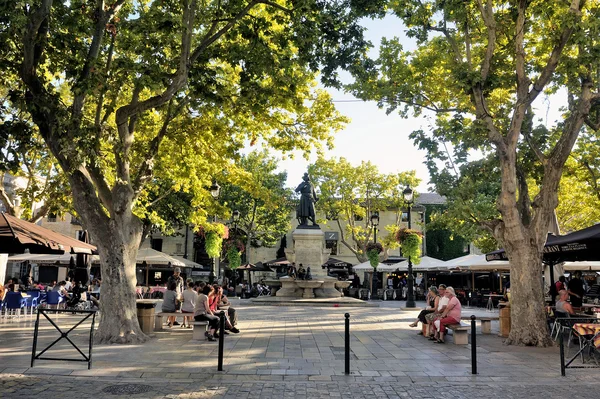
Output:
[{"xmin": 1, "ymin": 301, "xmax": 599, "ymax": 397}]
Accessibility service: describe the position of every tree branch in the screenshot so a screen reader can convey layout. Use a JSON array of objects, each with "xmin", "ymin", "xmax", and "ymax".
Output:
[
  {"xmin": 132, "ymin": 98, "xmax": 189, "ymax": 197},
  {"xmin": 526, "ymin": 0, "xmax": 582, "ymax": 105},
  {"xmin": 475, "ymin": 0, "xmax": 496, "ymax": 81}
]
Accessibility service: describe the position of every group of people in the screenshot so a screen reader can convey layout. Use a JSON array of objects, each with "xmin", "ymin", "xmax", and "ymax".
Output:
[
  {"xmin": 1, "ymin": 277, "xmax": 100, "ymax": 309},
  {"xmin": 286, "ymin": 263, "xmax": 312, "ymax": 280},
  {"xmin": 409, "ymin": 284, "xmax": 462, "ymax": 343},
  {"xmin": 161, "ymin": 268, "xmax": 240, "ymax": 341}
]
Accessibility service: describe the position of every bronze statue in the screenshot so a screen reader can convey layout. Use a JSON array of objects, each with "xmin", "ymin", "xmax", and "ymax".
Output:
[{"xmin": 295, "ymin": 173, "xmax": 318, "ymax": 227}]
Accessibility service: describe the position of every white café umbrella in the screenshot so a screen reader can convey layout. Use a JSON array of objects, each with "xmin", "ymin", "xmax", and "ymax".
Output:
[
  {"xmin": 352, "ymin": 261, "xmax": 387, "ymax": 271},
  {"xmin": 446, "ymin": 254, "xmax": 511, "ymax": 271},
  {"xmin": 136, "ymin": 248, "xmax": 186, "ymax": 266},
  {"xmin": 168, "ymin": 254, "xmax": 202, "ymax": 268},
  {"xmin": 390, "ymin": 256, "xmax": 449, "ymax": 272},
  {"xmin": 562, "ymin": 261, "xmax": 600, "ymax": 271}
]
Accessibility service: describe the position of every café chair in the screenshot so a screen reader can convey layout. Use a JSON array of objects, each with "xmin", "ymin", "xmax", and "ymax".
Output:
[
  {"xmin": 26, "ymin": 290, "xmax": 41, "ymax": 315},
  {"xmin": 4, "ymin": 291, "xmax": 26, "ymax": 319},
  {"xmin": 46, "ymin": 291, "xmax": 64, "ymax": 309}
]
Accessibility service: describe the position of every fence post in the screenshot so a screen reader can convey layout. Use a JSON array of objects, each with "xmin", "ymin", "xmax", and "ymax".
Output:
[
  {"xmin": 345, "ymin": 313, "xmax": 350, "ymax": 375},
  {"xmin": 470, "ymin": 315, "xmax": 477, "ymax": 375},
  {"xmin": 30, "ymin": 308, "xmax": 41, "ymax": 368},
  {"xmin": 559, "ymin": 326, "xmax": 565, "ymax": 376},
  {"xmin": 218, "ymin": 311, "xmax": 225, "ymax": 371}
]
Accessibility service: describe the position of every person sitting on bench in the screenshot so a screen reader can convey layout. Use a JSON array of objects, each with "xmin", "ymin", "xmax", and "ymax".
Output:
[
  {"xmin": 181, "ymin": 281, "xmax": 198, "ymax": 328},
  {"xmin": 431, "ymin": 286, "xmax": 461, "ymax": 344},
  {"xmin": 194, "ymin": 285, "xmax": 219, "ymax": 341}
]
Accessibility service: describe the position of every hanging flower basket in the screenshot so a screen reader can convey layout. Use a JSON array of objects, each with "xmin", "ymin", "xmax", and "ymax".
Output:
[
  {"xmin": 365, "ymin": 242, "xmax": 383, "ymax": 268},
  {"xmin": 224, "ymin": 238, "xmax": 245, "ymax": 270},
  {"xmin": 395, "ymin": 228, "xmax": 423, "ymax": 264},
  {"xmin": 200, "ymin": 223, "xmax": 228, "ymax": 259}
]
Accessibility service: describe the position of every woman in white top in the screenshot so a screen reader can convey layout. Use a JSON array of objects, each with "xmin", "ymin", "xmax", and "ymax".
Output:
[{"xmin": 181, "ymin": 281, "xmax": 198, "ymax": 328}]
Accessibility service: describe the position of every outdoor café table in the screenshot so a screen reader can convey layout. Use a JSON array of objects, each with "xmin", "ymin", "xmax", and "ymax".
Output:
[
  {"xmin": 570, "ymin": 323, "xmax": 600, "ymax": 365},
  {"xmin": 150, "ymin": 286, "xmax": 166, "ymax": 294},
  {"xmin": 484, "ymin": 294, "xmax": 504, "ymax": 312}
]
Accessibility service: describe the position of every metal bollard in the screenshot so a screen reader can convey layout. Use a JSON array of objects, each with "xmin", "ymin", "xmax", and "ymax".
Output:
[
  {"xmin": 345, "ymin": 313, "xmax": 350, "ymax": 375},
  {"xmin": 470, "ymin": 315, "xmax": 477, "ymax": 375},
  {"xmin": 218, "ymin": 311, "xmax": 225, "ymax": 371},
  {"xmin": 559, "ymin": 326, "xmax": 565, "ymax": 376}
]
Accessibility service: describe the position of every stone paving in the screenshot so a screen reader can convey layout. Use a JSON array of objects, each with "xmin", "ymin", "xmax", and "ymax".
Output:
[{"xmin": 1, "ymin": 299, "xmax": 598, "ymax": 398}]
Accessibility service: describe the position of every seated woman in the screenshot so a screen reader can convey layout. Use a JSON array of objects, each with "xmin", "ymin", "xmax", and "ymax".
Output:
[
  {"xmin": 431, "ymin": 286, "xmax": 462, "ymax": 343},
  {"xmin": 194, "ymin": 285, "xmax": 220, "ymax": 341},
  {"xmin": 181, "ymin": 281, "xmax": 198, "ymax": 328},
  {"xmin": 219, "ymin": 288, "xmax": 240, "ymax": 333},
  {"xmin": 161, "ymin": 281, "xmax": 180, "ymax": 327},
  {"xmin": 209, "ymin": 285, "xmax": 240, "ymax": 334},
  {"xmin": 409, "ymin": 286, "xmax": 439, "ymax": 336},
  {"xmin": 555, "ymin": 289, "xmax": 575, "ymax": 315}
]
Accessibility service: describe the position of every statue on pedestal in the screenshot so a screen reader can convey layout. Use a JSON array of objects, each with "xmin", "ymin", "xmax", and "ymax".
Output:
[{"xmin": 295, "ymin": 173, "xmax": 319, "ymax": 227}]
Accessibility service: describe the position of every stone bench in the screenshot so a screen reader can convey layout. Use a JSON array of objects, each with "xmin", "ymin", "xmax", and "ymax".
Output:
[
  {"xmin": 446, "ymin": 324, "xmax": 469, "ymax": 345},
  {"xmin": 154, "ymin": 312, "xmax": 209, "ymax": 340},
  {"xmin": 461, "ymin": 316, "xmax": 499, "ymax": 334}
]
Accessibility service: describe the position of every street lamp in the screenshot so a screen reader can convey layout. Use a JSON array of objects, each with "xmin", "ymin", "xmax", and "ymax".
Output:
[
  {"xmin": 231, "ymin": 209, "xmax": 240, "ymax": 289},
  {"xmin": 370, "ymin": 211, "xmax": 380, "ymax": 243},
  {"xmin": 370, "ymin": 211, "xmax": 380, "ymax": 300},
  {"xmin": 210, "ymin": 179, "xmax": 221, "ymax": 280},
  {"xmin": 403, "ymin": 185, "xmax": 416, "ymax": 308}
]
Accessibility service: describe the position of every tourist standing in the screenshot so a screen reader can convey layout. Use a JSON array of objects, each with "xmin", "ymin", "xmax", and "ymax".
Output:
[{"xmin": 568, "ymin": 272, "xmax": 584, "ymax": 308}]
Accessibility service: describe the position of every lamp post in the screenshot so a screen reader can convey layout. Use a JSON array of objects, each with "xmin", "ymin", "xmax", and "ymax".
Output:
[
  {"xmin": 371, "ymin": 211, "xmax": 380, "ymax": 244},
  {"xmin": 370, "ymin": 211, "xmax": 380, "ymax": 300},
  {"xmin": 210, "ymin": 179, "xmax": 221, "ymax": 280},
  {"xmin": 403, "ymin": 185, "xmax": 416, "ymax": 308},
  {"xmin": 231, "ymin": 210, "xmax": 240, "ymax": 288}
]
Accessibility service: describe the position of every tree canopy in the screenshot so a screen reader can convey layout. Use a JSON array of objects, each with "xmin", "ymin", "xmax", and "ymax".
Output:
[
  {"xmin": 308, "ymin": 157, "xmax": 419, "ymax": 262},
  {"xmin": 0, "ymin": 0, "xmax": 373, "ymax": 343},
  {"xmin": 346, "ymin": 0, "xmax": 599, "ymax": 346},
  {"xmin": 218, "ymin": 150, "xmax": 293, "ymax": 263}
]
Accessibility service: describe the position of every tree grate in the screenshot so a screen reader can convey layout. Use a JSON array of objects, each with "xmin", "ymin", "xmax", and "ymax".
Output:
[{"xmin": 102, "ymin": 384, "xmax": 153, "ymax": 395}]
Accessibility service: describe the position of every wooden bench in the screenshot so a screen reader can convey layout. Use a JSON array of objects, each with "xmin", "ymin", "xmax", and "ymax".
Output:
[
  {"xmin": 446, "ymin": 324, "xmax": 469, "ymax": 344},
  {"xmin": 154, "ymin": 312, "xmax": 209, "ymax": 340},
  {"xmin": 461, "ymin": 316, "xmax": 499, "ymax": 334}
]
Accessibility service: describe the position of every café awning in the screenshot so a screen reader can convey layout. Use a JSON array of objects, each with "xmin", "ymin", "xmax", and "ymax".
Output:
[
  {"xmin": 0, "ymin": 212, "xmax": 97, "ymax": 254},
  {"xmin": 8, "ymin": 252, "xmax": 100, "ymax": 265},
  {"xmin": 486, "ymin": 224, "xmax": 600, "ymax": 263}
]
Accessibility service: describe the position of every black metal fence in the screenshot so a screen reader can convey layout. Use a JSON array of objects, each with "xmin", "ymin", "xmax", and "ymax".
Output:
[
  {"xmin": 557, "ymin": 317, "xmax": 600, "ymax": 376},
  {"xmin": 31, "ymin": 308, "xmax": 97, "ymax": 369}
]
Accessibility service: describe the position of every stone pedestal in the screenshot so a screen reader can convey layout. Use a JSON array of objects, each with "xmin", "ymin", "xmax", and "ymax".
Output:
[{"xmin": 285, "ymin": 227, "xmax": 330, "ymax": 279}]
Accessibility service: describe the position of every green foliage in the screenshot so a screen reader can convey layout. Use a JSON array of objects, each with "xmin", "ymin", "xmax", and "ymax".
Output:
[
  {"xmin": 344, "ymin": 0, "xmax": 600, "ymax": 253},
  {"xmin": 309, "ymin": 156, "xmax": 420, "ymax": 261},
  {"xmin": 0, "ymin": 0, "xmax": 369, "ymax": 231},
  {"xmin": 218, "ymin": 150, "xmax": 293, "ymax": 255},
  {"xmin": 367, "ymin": 249, "xmax": 380, "ymax": 268},
  {"xmin": 226, "ymin": 247, "xmax": 242, "ymax": 270},
  {"xmin": 205, "ymin": 233, "xmax": 223, "ymax": 259},
  {"xmin": 395, "ymin": 228, "xmax": 422, "ymax": 264}
]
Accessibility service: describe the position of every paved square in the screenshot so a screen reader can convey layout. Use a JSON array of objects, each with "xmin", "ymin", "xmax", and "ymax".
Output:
[{"xmin": 1, "ymin": 300, "xmax": 598, "ymax": 398}]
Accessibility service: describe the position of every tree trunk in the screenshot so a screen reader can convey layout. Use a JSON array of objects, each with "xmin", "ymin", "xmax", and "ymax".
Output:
[
  {"xmin": 503, "ymin": 243, "xmax": 552, "ymax": 346},
  {"xmin": 69, "ymin": 174, "xmax": 149, "ymax": 344}
]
